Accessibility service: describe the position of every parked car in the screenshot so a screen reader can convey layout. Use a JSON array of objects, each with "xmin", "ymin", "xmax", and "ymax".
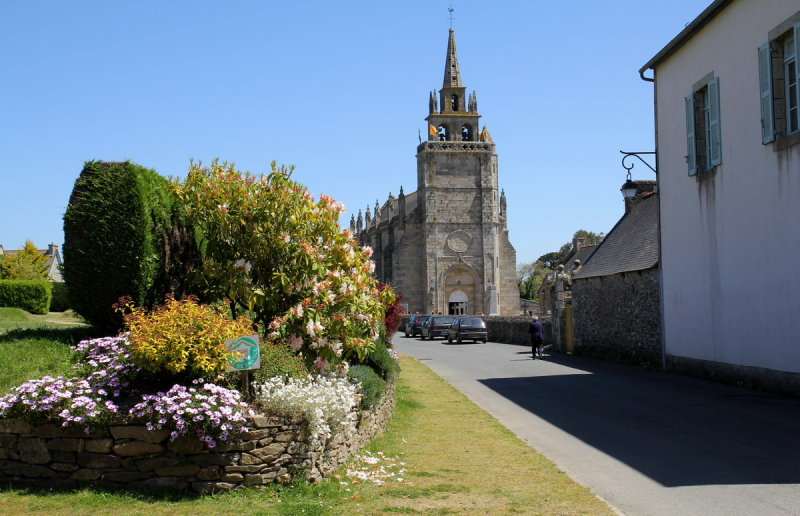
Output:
[
  {"xmin": 420, "ymin": 315, "xmax": 455, "ymax": 340},
  {"xmin": 447, "ymin": 317, "xmax": 488, "ymax": 343},
  {"xmin": 405, "ymin": 314, "xmax": 431, "ymax": 337}
]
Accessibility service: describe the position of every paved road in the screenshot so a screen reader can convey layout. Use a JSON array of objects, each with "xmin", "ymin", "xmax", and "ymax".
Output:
[{"xmin": 393, "ymin": 334, "xmax": 800, "ymax": 516}]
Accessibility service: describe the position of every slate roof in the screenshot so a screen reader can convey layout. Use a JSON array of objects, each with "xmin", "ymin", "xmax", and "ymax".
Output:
[
  {"xmin": 573, "ymin": 193, "xmax": 659, "ymax": 279},
  {"xmin": 565, "ymin": 244, "xmax": 599, "ymax": 273}
]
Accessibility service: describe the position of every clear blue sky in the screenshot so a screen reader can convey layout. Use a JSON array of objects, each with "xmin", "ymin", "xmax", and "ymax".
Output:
[{"xmin": 1, "ymin": 0, "xmax": 711, "ymax": 265}]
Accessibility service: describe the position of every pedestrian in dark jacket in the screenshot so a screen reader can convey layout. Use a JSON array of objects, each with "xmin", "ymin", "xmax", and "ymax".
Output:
[{"xmin": 528, "ymin": 316, "xmax": 544, "ymax": 359}]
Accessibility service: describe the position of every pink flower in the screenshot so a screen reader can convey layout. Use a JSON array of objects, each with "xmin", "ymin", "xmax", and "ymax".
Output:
[
  {"xmin": 313, "ymin": 357, "xmax": 329, "ymax": 372},
  {"xmin": 288, "ymin": 334, "xmax": 303, "ymax": 352}
]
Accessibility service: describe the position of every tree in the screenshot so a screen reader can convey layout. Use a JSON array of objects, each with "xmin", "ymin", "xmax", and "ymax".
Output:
[
  {"xmin": 537, "ymin": 229, "xmax": 605, "ymax": 266},
  {"xmin": 172, "ymin": 160, "xmax": 394, "ymax": 373},
  {"xmin": 517, "ymin": 261, "xmax": 547, "ymax": 301},
  {"xmin": 0, "ymin": 240, "xmax": 50, "ymax": 280}
]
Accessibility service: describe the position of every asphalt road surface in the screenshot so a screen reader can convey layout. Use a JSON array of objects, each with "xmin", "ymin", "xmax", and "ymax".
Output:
[{"xmin": 393, "ymin": 334, "xmax": 800, "ymax": 516}]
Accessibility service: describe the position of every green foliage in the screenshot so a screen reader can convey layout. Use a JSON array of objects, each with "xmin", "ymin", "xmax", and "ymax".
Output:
[
  {"xmin": 172, "ymin": 160, "xmax": 394, "ymax": 372},
  {"xmin": 517, "ymin": 261, "xmax": 547, "ymax": 301},
  {"xmin": 0, "ymin": 280, "xmax": 52, "ymax": 314},
  {"xmin": 50, "ymin": 282, "xmax": 70, "ymax": 312},
  {"xmin": 223, "ymin": 342, "xmax": 309, "ymax": 389},
  {"xmin": 62, "ymin": 160, "xmax": 200, "ymax": 333},
  {"xmin": 537, "ymin": 229, "xmax": 605, "ymax": 266},
  {"xmin": 347, "ymin": 364, "xmax": 386, "ymax": 411},
  {"xmin": 118, "ymin": 295, "xmax": 255, "ymax": 381},
  {"xmin": 356, "ymin": 338, "xmax": 399, "ymax": 381},
  {"xmin": 0, "ymin": 240, "xmax": 50, "ymax": 280}
]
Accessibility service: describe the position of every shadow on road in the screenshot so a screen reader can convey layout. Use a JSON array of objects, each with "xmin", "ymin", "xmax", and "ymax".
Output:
[{"xmin": 479, "ymin": 352, "xmax": 800, "ymax": 487}]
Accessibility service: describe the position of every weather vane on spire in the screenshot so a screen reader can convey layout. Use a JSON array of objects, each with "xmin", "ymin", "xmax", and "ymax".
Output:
[{"xmin": 448, "ymin": 6, "xmax": 455, "ymax": 28}]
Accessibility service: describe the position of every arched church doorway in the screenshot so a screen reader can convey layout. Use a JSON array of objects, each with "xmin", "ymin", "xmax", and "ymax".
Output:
[{"xmin": 448, "ymin": 290, "xmax": 468, "ymax": 316}]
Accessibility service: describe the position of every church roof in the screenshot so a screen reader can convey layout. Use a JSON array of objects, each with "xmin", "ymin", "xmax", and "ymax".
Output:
[
  {"xmin": 442, "ymin": 28, "xmax": 462, "ymax": 88},
  {"xmin": 573, "ymin": 194, "xmax": 659, "ymax": 279}
]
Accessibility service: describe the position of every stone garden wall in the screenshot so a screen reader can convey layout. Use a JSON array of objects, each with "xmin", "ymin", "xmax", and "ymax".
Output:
[
  {"xmin": 0, "ymin": 379, "xmax": 395, "ymax": 493},
  {"xmin": 571, "ymin": 269, "xmax": 661, "ymax": 367},
  {"xmin": 483, "ymin": 315, "xmax": 553, "ymax": 347}
]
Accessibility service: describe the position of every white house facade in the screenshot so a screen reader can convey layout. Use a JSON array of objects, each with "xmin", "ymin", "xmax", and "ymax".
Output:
[{"xmin": 641, "ymin": 0, "xmax": 800, "ymax": 391}]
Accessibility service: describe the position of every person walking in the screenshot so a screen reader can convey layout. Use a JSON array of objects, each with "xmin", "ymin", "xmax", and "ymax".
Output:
[{"xmin": 529, "ymin": 316, "xmax": 544, "ymax": 359}]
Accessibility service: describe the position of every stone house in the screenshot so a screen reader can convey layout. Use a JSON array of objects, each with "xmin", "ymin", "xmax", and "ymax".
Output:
[
  {"xmin": 354, "ymin": 29, "xmax": 520, "ymax": 316},
  {"xmin": 0, "ymin": 243, "xmax": 63, "ymax": 282},
  {"xmin": 640, "ymin": 0, "xmax": 800, "ymax": 393},
  {"xmin": 571, "ymin": 189, "xmax": 661, "ymax": 366}
]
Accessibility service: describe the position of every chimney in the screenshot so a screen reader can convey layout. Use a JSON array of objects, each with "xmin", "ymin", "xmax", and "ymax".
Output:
[
  {"xmin": 48, "ymin": 243, "xmax": 58, "ymax": 256},
  {"xmin": 624, "ymin": 180, "xmax": 657, "ymax": 214}
]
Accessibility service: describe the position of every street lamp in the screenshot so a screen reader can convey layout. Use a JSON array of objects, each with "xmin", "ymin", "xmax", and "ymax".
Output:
[
  {"xmin": 619, "ymin": 150, "xmax": 657, "ymax": 199},
  {"xmin": 621, "ymin": 170, "xmax": 638, "ymax": 199}
]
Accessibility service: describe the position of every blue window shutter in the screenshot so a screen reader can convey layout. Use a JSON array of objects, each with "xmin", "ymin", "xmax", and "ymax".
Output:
[
  {"xmin": 708, "ymin": 78, "xmax": 722, "ymax": 167},
  {"xmin": 686, "ymin": 94, "xmax": 697, "ymax": 176},
  {"xmin": 759, "ymin": 43, "xmax": 774, "ymax": 144},
  {"xmin": 795, "ymin": 22, "xmax": 800, "ymax": 60}
]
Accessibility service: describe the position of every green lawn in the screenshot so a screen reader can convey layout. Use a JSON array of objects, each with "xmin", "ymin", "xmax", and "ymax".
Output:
[{"xmin": 0, "ymin": 309, "xmax": 614, "ymax": 515}]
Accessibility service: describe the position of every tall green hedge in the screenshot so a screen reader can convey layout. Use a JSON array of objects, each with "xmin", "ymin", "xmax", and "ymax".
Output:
[
  {"xmin": 63, "ymin": 161, "xmax": 200, "ymax": 333},
  {"xmin": 50, "ymin": 282, "xmax": 70, "ymax": 312},
  {"xmin": 0, "ymin": 280, "xmax": 52, "ymax": 314}
]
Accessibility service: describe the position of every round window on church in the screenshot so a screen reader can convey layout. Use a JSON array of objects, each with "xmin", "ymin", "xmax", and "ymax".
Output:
[{"xmin": 447, "ymin": 230, "xmax": 472, "ymax": 253}]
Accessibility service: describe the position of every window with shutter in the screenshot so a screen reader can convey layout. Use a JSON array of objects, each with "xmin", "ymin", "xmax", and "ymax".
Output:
[
  {"xmin": 708, "ymin": 78, "xmax": 721, "ymax": 167},
  {"xmin": 759, "ymin": 43, "xmax": 774, "ymax": 144},
  {"xmin": 759, "ymin": 14, "xmax": 800, "ymax": 150},
  {"xmin": 686, "ymin": 94, "xmax": 697, "ymax": 176}
]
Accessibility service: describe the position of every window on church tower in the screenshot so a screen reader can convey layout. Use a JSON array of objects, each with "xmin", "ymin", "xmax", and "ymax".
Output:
[
  {"xmin": 451, "ymin": 94, "xmax": 458, "ymax": 111},
  {"xmin": 461, "ymin": 125, "xmax": 471, "ymax": 141}
]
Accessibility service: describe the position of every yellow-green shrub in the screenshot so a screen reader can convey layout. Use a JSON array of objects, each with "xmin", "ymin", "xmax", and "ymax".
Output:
[{"xmin": 119, "ymin": 296, "xmax": 254, "ymax": 378}]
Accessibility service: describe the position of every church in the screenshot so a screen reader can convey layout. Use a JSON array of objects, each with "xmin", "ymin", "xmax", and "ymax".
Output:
[{"xmin": 352, "ymin": 28, "xmax": 519, "ymax": 316}]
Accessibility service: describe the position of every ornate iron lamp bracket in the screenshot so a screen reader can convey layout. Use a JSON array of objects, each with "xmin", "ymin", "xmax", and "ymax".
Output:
[{"xmin": 620, "ymin": 150, "xmax": 657, "ymax": 179}]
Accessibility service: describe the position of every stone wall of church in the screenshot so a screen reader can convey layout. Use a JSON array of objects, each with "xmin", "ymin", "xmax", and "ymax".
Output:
[
  {"xmin": 498, "ymin": 230, "xmax": 521, "ymax": 315},
  {"xmin": 391, "ymin": 223, "xmax": 426, "ymax": 313}
]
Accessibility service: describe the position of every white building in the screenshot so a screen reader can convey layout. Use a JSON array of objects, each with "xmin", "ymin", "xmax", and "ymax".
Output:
[{"xmin": 641, "ymin": 0, "xmax": 800, "ymax": 392}]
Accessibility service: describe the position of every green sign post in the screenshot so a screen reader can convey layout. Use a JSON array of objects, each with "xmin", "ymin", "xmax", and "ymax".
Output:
[
  {"xmin": 225, "ymin": 334, "xmax": 261, "ymax": 372},
  {"xmin": 225, "ymin": 335, "xmax": 260, "ymax": 394}
]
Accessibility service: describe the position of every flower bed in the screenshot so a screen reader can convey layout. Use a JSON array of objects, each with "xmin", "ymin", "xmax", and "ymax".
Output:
[
  {"xmin": 0, "ymin": 335, "xmax": 397, "ymax": 492},
  {"xmin": 0, "ymin": 377, "xmax": 395, "ymax": 493}
]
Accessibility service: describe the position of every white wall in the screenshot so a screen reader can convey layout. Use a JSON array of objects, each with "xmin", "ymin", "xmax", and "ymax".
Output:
[{"xmin": 655, "ymin": 0, "xmax": 800, "ymax": 373}]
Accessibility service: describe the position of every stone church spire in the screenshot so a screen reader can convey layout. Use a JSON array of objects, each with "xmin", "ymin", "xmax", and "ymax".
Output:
[
  {"xmin": 426, "ymin": 28, "xmax": 481, "ymax": 142},
  {"xmin": 442, "ymin": 28, "xmax": 462, "ymax": 88}
]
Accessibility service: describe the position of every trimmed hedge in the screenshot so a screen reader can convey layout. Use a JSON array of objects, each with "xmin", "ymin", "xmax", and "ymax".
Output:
[
  {"xmin": 63, "ymin": 161, "xmax": 200, "ymax": 332},
  {"xmin": 0, "ymin": 280, "xmax": 52, "ymax": 314},
  {"xmin": 50, "ymin": 282, "xmax": 70, "ymax": 312}
]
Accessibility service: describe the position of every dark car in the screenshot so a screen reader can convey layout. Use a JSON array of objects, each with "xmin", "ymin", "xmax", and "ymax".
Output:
[
  {"xmin": 447, "ymin": 317, "xmax": 488, "ymax": 343},
  {"xmin": 420, "ymin": 316, "xmax": 455, "ymax": 340},
  {"xmin": 405, "ymin": 314, "xmax": 431, "ymax": 337}
]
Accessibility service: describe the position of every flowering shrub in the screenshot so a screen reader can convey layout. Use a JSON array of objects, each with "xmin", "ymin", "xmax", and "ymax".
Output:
[
  {"xmin": 347, "ymin": 365, "xmax": 386, "ymax": 411},
  {"xmin": 117, "ymin": 295, "xmax": 255, "ymax": 378},
  {"xmin": 172, "ymin": 160, "xmax": 395, "ymax": 372},
  {"xmin": 253, "ymin": 375, "xmax": 359, "ymax": 446},
  {"xmin": 0, "ymin": 336, "xmax": 140, "ymax": 432},
  {"xmin": 130, "ymin": 379, "xmax": 252, "ymax": 449},
  {"xmin": 387, "ymin": 347, "xmax": 399, "ymax": 362},
  {"xmin": 379, "ymin": 284, "xmax": 405, "ymax": 335}
]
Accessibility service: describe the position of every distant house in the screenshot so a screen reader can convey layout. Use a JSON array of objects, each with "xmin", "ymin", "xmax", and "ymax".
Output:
[
  {"xmin": 0, "ymin": 243, "xmax": 63, "ymax": 282},
  {"xmin": 639, "ymin": 0, "xmax": 800, "ymax": 393},
  {"xmin": 571, "ymin": 190, "xmax": 660, "ymax": 366}
]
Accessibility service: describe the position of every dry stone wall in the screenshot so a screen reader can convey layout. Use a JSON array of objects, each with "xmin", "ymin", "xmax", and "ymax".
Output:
[
  {"xmin": 571, "ymin": 269, "xmax": 661, "ymax": 367},
  {"xmin": 483, "ymin": 315, "xmax": 553, "ymax": 347},
  {"xmin": 0, "ymin": 380, "xmax": 395, "ymax": 493}
]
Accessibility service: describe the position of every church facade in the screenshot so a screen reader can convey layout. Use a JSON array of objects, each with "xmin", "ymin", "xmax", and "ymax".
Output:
[{"xmin": 352, "ymin": 28, "xmax": 519, "ymax": 316}]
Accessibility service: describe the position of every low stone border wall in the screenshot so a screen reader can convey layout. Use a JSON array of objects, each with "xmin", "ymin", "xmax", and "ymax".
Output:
[
  {"xmin": 483, "ymin": 315, "xmax": 553, "ymax": 347},
  {"xmin": 0, "ymin": 379, "xmax": 395, "ymax": 493}
]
